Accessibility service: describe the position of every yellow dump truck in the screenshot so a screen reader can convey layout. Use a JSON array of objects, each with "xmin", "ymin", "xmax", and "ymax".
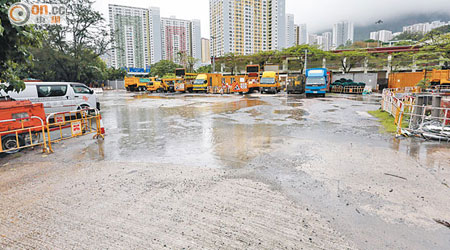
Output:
[
  {"xmin": 260, "ymin": 71, "xmax": 281, "ymax": 94},
  {"xmin": 125, "ymin": 77, "xmax": 153, "ymax": 92},
  {"xmin": 125, "ymin": 77, "xmax": 139, "ymax": 91},
  {"xmin": 193, "ymin": 74, "xmax": 222, "ymax": 93}
]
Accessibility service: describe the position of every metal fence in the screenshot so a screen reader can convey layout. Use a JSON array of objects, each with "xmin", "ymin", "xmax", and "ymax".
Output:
[
  {"xmin": 0, "ymin": 109, "xmax": 104, "ymax": 154},
  {"xmin": 381, "ymin": 88, "xmax": 450, "ymax": 141}
]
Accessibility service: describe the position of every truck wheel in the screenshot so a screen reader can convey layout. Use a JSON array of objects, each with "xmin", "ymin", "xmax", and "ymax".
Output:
[{"xmin": 2, "ymin": 134, "xmax": 25, "ymax": 154}]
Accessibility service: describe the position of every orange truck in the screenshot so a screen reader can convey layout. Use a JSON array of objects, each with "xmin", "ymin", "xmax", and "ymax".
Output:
[
  {"xmin": 232, "ymin": 65, "xmax": 260, "ymax": 94},
  {"xmin": 388, "ymin": 69, "xmax": 450, "ymax": 89},
  {"xmin": 0, "ymin": 100, "xmax": 47, "ymax": 153}
]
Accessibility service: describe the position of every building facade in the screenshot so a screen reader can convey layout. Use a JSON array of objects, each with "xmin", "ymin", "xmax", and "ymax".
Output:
[
  {"xmin": 190, "ymin": 20, "xmax": 202, "ymax": 64},
  {"xmin": 286, "ymin": 14, "xmax": 296, "ymax": 48},
  {"xmin": 370, "ymin": 30, "xmax": 393, "ymax": 42},
  {"xmin": 201, "ymin": 38, "xmax": 211, "ymax": 64},
  {"xmin": 109, "ymin": 4, "xmax": 150, "ymax": 69},
  {"xmin": 209, "ymin": 0, "xmax": 287, "ymax": 57},
  {"xmin": 109, "ymin": 4, "xmax": 202, "ymax": 69},
  {"xmin": 148, "ymin": 7, "xmax": 162, "ymax": 64},
  {"xmin": 320, "ymin": 32, "xmax": 332, "ymax": 51},
  {"xmin": 160, "ymin": 17, "xmax": 191, "ymax": 63},
  {"xmin": 297, "ymin": 23, "xmax": 307, "ymax": 45},
  {"xmin": 402, "ymin": 20, "xmax": 450, "ymax": 34},
  {"xmin": 332, "ymin": 20, "xmax": 354, "ymax": 48}
]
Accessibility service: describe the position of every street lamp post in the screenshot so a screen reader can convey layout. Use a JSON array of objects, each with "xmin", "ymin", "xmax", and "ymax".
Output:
[{"xmin": 211, "ymin": 36, "xmax": 216, "ymax": 73}]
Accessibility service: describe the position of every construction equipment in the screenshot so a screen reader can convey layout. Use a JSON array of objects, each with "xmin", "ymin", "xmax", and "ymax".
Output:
[
  {"xmin": 162, "ymin": 78, "xmax": 181, "ymax": 93},
  {"xmin": 260, "ymin": 71, "xmax": 281, "ymax": 94},
  {"xmin": 388, "ymin": 69, "xmax": 450, "ymax": 89},
  {"xmin": 231, "ymin": 65, "xmax": 261, "ymax": 94},
  {"xmin": 286, "ymin": 74, "xmax": 306, "ymax": 94},
  {"xmin": 0, "ymin": 100, "xmax": 47, "ymax": 153},
  {"xmin": 146, "ymin": 78, "xmax": 167, "ymax": 93},
  {"xmin": 193, "ymin": 74, "xmax": 222, "ymax": 93},
  {"xmin": 124, "ymin": 76, "xmax": 153, "ymax": 92},
  {"xmin": 174, "ymin": 68, "xmax": 197, "ymax": 93}
]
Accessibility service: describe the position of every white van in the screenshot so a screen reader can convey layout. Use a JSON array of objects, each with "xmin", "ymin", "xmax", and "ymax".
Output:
[{"xmin": 2, "ymin": 82, "xmax": 100, "ymax": 115}]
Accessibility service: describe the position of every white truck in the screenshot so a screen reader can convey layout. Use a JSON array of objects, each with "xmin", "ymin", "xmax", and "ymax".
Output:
[{"xmin": 1, "ymin": 82, "xmax": 100, "ymax": 115}]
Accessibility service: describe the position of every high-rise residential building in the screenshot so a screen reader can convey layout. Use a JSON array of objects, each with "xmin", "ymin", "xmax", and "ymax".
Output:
[
  {"xmin": 402, "ymin": 20, "xmax": 450, "ymax": 34},
  {"xmin": 190, "ymin": 19, "xmax": 202, "ymax": 64},
  {"xmin": 307, "ymin": 33, "xmax": 317, "ymax": 45},
  {"xmin": 161, "ymin": 17, "xmax": 192, "ymax": 64},
  {"xmin": 268, "ymin": 0, "xmax": 286, "ymax": 50},
  {"xmin": 148, "ymin": 7, "xmax": 162, "ymax": 64},
  {"xmin": 322, "ymin": 32, "xmax": 332, "ymax": 51},
  {"xmin": 370, "ymin": 30, "xmax": 393, "ymax": 42},
  {"xmin": 108, "ymin": 4, "xmax": 202, "ymax": 69},
  {"xmin": 332, "ymin": 20, "xmax": 354, "ymax": 48},
  {"xmin": 297, "ymin": 23, "xmax": 307, "ymax": 45},
  {"xmin": 201, "ymin": 38, "xmax": 210, "ymax": 64},
  {"xmin": 286, "ymin": 14, "xmax": 296, "ymax": 48},
  {"xmin": 209, "ymin": 0, "xmax": 287, "ymax": 57},
  {"xmin": 109, "ymin": 4, "xmax": 150, "ymax": 69}
]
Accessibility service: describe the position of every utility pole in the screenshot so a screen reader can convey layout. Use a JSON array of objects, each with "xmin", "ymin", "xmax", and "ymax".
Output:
[
  {"xmin": 211, "ymin": 36, "xmax": 216, "ymax": 73},
  {"xmin": 304, "ymin": 49, "xmax": 308, "ymax": 72}
]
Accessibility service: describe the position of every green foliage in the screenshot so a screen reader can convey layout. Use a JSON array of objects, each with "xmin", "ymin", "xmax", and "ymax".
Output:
[
  {"xmin": 161, "ymin": 73, "xmax": 176, "ymax": 79},
  {"xmin": 196, "ymin": 65, "xmax": 211, "ymax": 73},
  {"xmin": 106, "ymin": 68, "xmax": 127, "ymax": 80},
  {"xmin": 150, "ymin": 60, "xmax": 182, "ymax": 77},
  {"xmin": 415, "ymin": 33, "xmax": 450, "ymax": 70},
  {"xmin": 330, "ymin": 50, "xmax": 370, "ymax": 73},
  {"xmin": 368, "ymin": 110, "xmax": 408, "ymax": 134},
  {"xmin": 416, "ymin": 79, "xmax": 431, "ymax": 89},
  {"xmin": 425, "ymin": 25, "xmax": 450, "ymax": 40},
  {"xmin": 177, "ymin": 51, "xmax": 198, "ymax": 72},
  {"xmin": 0, "ymin": 0, "xmax": 45, "ymax": 93},
  {"xmin": 392, "ymin": 31, "xmax": 424, "ymax": 41}
]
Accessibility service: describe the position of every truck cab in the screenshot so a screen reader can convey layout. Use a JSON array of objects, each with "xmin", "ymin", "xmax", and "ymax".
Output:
[
  {"xmin": 305, "ymin": 68, "xmax": 328, "ymax": 97},
  {"xmin": 260, "ymin": 71, "xmax": 281, "ymax": 94},
  {"xmin": 192, "ymin": 74, "xmax": 222, "ymax": 93}
]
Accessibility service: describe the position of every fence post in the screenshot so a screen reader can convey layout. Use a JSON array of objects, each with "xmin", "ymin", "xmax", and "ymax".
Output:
[{"xmin": 412, "ymin": 96, "xmax": 425, "ymax": 129}]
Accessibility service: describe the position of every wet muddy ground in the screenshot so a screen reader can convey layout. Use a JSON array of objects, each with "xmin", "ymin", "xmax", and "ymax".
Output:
[{"xmin": 0, "ymin": 91, "xmax": 449, "ymax": 249}]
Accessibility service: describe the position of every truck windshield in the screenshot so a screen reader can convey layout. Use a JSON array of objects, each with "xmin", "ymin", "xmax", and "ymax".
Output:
[
  {"xmin": 261, "ymin": 78, "xmax": 275, "ymax": 84},
  {"xmin": 194, "ymin": 79, "xmax": 207, "ymax": 85},
  {"xmin": 306, "ymin": 77, "xmax": 326, "ymax": 85}
]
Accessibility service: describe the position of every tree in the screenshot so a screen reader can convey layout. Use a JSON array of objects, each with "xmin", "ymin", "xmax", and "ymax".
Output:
[
  {"xmin": 331, "ymin": 50, "xmax": 370, "ymax": 73},
  {"xmin": 36, "ymin": 0, "xmax": 112, "ymax": 83},
  {"xmin": 0, "ymin": 0, "xmax": 45, "ymax": 93},
  {"xmin": 196, "ymin": 65, "xmax": 211, "ymax": 73},
  {"xmin": 392, "ymin": 31, "xmax": 424, "ymax": 41},
  {"xmin": 223, "ymin": 53, "xmax": 239, "ymax": 74},
  {"xmin": 150, "ymin": 60, "xmax": 182, "ymax": 77},
  {"xmin": 106, "ymin": 68, "xmax": 127, "ymax": 80},
  {"xmin": 186, "ymin": 56, "xmax": 198, "ymax": 72},
  {"xmin": 415, "ymin": 33, "xmax": 450, "ymax": 70}
]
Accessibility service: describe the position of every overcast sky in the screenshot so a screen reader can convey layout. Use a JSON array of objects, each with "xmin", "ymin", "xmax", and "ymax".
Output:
[{"xmin": 94, "ymin": 0, "xmax": 450, "ymax": 37}]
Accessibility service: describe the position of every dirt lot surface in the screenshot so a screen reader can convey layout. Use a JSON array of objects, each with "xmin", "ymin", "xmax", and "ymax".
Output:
[{"xmin": 0, "ymin": 91, "xmax": 449, "ymax": 249}]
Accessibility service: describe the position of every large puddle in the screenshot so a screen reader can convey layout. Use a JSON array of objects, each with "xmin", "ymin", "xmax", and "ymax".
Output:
[{"xmin": 67, "ymin": 92, "xmax": 449, "ymax": 172}]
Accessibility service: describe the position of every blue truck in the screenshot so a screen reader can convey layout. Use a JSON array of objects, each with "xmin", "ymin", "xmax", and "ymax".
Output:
[{"xmin": 305, "ymin": 68, "xmax": 328, "ymax": 97}]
